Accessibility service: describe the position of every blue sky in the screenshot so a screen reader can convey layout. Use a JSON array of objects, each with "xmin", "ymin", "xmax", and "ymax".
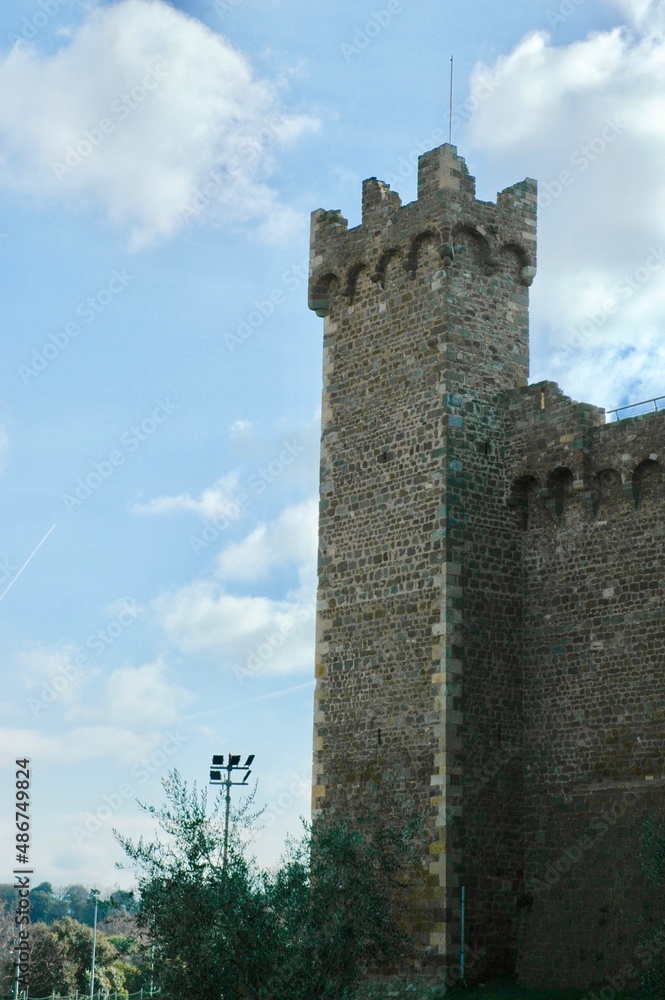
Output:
[{"xmin": 0, "ymin": 0, "xmax": 664, "ymax": 895}]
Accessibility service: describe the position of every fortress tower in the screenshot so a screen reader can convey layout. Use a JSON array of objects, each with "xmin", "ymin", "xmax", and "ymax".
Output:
[{"xmin": 308, "ymin": 144, "xmax": 665, "ymax": 989}]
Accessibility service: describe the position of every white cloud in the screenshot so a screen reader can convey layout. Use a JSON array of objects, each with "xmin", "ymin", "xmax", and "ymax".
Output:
[
  {"xmin": 0, "ymin": 725, "xmax": 166, "ymax": 766},
  {"xmin": 153, "ymin": 499, "xmax": 317, "ymax": 677},
  {"xmin": 216, "ymin": 498, "xmax": 318, "ymax": 584},
  {"xmin": 466, "ymin": 8, "xmax": 665, "ymax": 408},
  {"xmin": 155, "ymin": 583, "xmax": 314, "ymax": 677},
  {"xmin": 132, "ymin": 471, "xmax": 243, "ymax": 520},
  {"xmin": 20, "ymin": 642, "xmax": 77, "ymax": 680},
  {"xmin": 52, "ymin": 812, "xmax": 160, "ymax": 889},
  {"xmin": 134, "ymin": 412, "xmax": 322, "ymax": 523},
  {"xmin": 0, "ymin": 0, "xmax": 318, "ymax": 248},
  {"xmin": 19, "ymin": 642, "xmax": 93, "ymax": 716},
  {"xmin": 229, "ymin": 419, "xmax": 252, "ymax": 440},
  {"xmin": 14, "ymin": 638, "xmax": 195, "ymax": 741},
  {"xmin": 104, "ymin": 660, "xmax": 195, "ymax": 728},
  {"xmin": 157, "ymin": 584, "xmax": 301, "ymax": 648},
  {"xmin": 609, "ymin": 0, "xmax": 664, "ymax": 30},
  {"xmin": 216, "ymin": 524, "xmax": 269, "ymax": 582}
]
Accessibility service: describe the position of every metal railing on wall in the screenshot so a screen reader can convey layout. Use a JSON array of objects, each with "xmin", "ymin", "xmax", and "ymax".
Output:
[{"xmin": 606, "ymin": 395, "xmax": 665, "ymax": 420}]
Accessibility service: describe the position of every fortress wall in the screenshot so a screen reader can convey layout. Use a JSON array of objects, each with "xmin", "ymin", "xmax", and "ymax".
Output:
[
  {"xmin": 309, "ymin": 145, "xmax": 538, "ymax": 972},
  {"xmin": 309, "ymin": 140, "xmax": 665, "ymax": 989},
  {"xmin": 443, "ymin": 394, "xmax": 526, "ymax": 978},
  {"xmin": 505, "ymin": 388, "xmax": 665, "ymax": 988}
]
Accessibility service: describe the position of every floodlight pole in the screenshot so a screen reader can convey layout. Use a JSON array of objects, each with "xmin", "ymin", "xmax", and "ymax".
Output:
[
  {"xmin": 222, "ymin": 759, "xmax": 232, "ymax": 878},
  {"xmin": 12, "ymin": 926, "xmax": 20, "ymax": 1000},
  {"xmin": 89, "ymin": 890, "xmax": 99, "ymax": 1000},
  {"xmin": 209, "ymin": 752, "xmax": 255, "ymax": 879}
]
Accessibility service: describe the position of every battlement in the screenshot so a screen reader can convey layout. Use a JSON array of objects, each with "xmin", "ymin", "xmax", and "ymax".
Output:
[
  {"xmin": 504, "ymin": 381, "xmax": 665, "ymax": 529},
  {"xmin": 309, "ymin": 144, "xmax": 537, "ymax": 317}
]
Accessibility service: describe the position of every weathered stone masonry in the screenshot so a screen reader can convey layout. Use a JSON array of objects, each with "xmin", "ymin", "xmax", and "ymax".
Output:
[{"xmin": 308, "ymin": 143, "xmax": 665, "ymax": 989}]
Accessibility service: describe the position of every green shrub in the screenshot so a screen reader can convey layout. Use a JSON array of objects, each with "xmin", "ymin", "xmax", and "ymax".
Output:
[{"xmin": 638, "ymin": 819, "xmax": 665, "ymax": 1000}]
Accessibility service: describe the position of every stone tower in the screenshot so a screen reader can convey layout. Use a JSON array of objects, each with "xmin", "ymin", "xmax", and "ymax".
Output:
[
  {"xmin": 308, "ymin": 143, "xmax": 537, "ymax": 977},
  {"xmin": 308, "ymin": 143, "xmax": 665, "ymax": 989}
]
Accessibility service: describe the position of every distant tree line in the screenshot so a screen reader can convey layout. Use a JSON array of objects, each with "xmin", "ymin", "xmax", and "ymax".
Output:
[
  {"xmin": 0, "ymin": 887, "xmax": 150, "ymax": 1000},
  {"xmin": 0, "ymin": 884, "xmax": 137, "ymax": 930}
]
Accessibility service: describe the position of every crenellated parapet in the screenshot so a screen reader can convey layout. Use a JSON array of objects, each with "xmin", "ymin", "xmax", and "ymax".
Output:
[
  {"xmin": 308, "ymin": 143, "xmax": 537, "ymax": 317},
  {"xmin": 505, "ymin": 381, "xmax": 665, "ymax": 528}
]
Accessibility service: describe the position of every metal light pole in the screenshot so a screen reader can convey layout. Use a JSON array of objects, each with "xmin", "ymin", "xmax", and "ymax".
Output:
[
  {"xmin": 89, "ymin": 890, "xmax": 99, "ymax": 1000},
  {"xmin": 209, "ymin": 753, "xmax": 255, "ymax": 877},
  {"xmin": 12, "ymin": 928, "xmax": 20, "ymax": 1000},
  {"xmin": 222, "ymin": 767, "xmax": 232, "ymax": 876}
]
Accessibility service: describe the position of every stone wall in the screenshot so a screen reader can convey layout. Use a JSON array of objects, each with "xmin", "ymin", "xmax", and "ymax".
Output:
[
  {"xmin": 505, "ymin": 384, "xmax": 665, "ymax": 989},
  {"xmin": 308, "ymin": 143, "xmax": 665, "ymax": 989}
]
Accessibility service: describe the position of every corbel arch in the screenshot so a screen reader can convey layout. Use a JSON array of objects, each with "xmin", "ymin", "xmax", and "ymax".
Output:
[
  {"xmin": 309, "ymin": 271, "xmax": 340, "ymax": 318},
  {"xmin": 372, "ymin": 248, "xmax": 402, "ymax": 289},
  {"xmin": 631, "ymin": 458, "xmax": 662, "ymax": 509},
  {"xmin": 342, "ymin": 261, "xmax": 372, "ymax": 304},
  {"xmin": 452, "ymin": 223, "xmax": 491, "ymax": 271},
  {"xmin": 501, "ymin": 241, "xmax": 536, "ymax": 286},
  {"xmin": 545, "ymin": 466, "xmax": 574, "ymax": 524},
  {"xmin": 404, "ymin": 229, "xmax": 441, "ymax": 277},
  {"xmin": 507, "ymin": 474, "xmax": 539, "ymax": 531}
]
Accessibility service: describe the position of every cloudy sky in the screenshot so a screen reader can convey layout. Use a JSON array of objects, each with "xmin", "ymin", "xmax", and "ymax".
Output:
[{"xmin": 0, "ymin": 0, "xmax": 664, "ymax": 895}]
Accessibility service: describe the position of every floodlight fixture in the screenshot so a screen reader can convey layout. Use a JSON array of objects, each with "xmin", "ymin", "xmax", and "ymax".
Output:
[{"xmin": 208, "ymin": 751, "xmax": 257, "ymax": 877}]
